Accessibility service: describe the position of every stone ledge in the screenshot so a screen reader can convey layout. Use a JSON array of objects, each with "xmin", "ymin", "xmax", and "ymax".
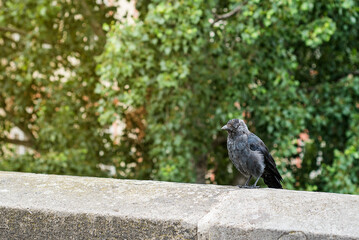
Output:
[{"xmin": 0, "ymin": 171, "xmax": 358, "ymax": 239}]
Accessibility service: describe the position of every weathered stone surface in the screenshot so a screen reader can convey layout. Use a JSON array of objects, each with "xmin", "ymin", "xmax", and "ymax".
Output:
[
  {"xmin": 0, "ymin": 171, "xmax": 233, "ymax": 239},
  {"xmin": 1, "ymin": 171, "xmax": 359, "ymax": 239},
  {"xmin": 197, "ymin": 189, "xmax": 359, "ymax": 240}
]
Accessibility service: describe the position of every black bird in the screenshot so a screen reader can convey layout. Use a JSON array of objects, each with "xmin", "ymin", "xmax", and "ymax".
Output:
[{"xmin": 221, "ymin": 119, "xmax": 283, "ymax": 189}]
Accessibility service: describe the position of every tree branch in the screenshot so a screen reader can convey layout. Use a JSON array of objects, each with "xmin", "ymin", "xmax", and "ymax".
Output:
[
  {"xmin": 212, "ymin": 1, "xmax": 248, "ymax": 25},
  {"xmin": 2, "ymin": 34, "xmax": 21, "ymax": 44},
  {"xmin": 212, "ymin": 136, "xmax": 226, "ymax": 148},
  {"xmin": 2, "ymin": 108, "xmax": 36, "ymax": 144},
  {"xmin": 16, "ymin": 123, "xmax": 36, "ymax": 144},
  {"xmin": 307, "ymin": 70, "xmax": 359, "ymax": 92},
  {"xmin": 0, "ymin": 137, "xmax": 34, "ymax": 148},
  {"xmin": 0, "ymin": 26, "xmax": 54, "ymax": 45},
  {"xmin": 332, "ymin": 70, "xmax": 359, "ymax": 82},
  {"xmin": 0, "ymin": 26, "xmax": 27, "ymax": 35},
  {"xmin": 79, "ymin": 0, "xmax": 105, "ymax": 38}
]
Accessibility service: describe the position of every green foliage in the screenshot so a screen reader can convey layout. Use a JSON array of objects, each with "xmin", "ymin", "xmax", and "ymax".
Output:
[
  {"xmin": 97, "ymin": 0, "xmax": 359, "ymax": 193},
  {"xmin": 0, "ymin": 0, "xmax": 116, "ymax": 175},
  {"xmin": 0, "ymin": 149, "xmax": 104, "ymax": 176},
  {"xmin": 1, "ymin": 0, "xmax": 359, "ymax": 194}
]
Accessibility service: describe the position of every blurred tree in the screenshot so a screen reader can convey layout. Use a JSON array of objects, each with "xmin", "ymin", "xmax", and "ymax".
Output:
[
  {"xmin": 0, "ymin": 0, "xmax": 116, "ymax": 176},
  {"xmin": 97, "ymin": 0, "xmax": 359, "ymax": 193}
]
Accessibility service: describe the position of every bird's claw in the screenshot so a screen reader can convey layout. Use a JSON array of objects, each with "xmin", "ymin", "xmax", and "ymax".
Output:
[{"xmin": 237, "ymin": 185, "xmax": 260, "ymax": 189}]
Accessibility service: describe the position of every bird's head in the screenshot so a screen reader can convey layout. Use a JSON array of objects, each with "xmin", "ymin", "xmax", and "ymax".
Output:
[{"xmin": 221, "ymin": 119, "xmax": 250, "ymax": 136}]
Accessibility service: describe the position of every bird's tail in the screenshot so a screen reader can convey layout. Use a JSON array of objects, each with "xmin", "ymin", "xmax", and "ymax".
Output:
[{"xmin": 262, "ymin": 172, "xmax": 282, "ymax": 189}]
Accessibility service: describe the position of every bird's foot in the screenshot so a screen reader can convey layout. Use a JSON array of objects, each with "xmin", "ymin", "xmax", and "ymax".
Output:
[{"xmin": 237, "ymin": 185, "xmax": 260, "ymax": 189}]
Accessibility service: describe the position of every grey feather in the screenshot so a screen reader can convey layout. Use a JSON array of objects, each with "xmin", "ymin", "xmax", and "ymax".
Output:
[{"xmin": 226, "ymin": 131, "xmax": 264, "ymax": 178}]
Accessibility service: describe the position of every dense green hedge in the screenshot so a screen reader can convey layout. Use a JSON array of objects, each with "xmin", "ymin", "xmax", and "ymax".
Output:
[{"xmin": 1, "ymin": 0, "xmax": 358, "ymax": 194}]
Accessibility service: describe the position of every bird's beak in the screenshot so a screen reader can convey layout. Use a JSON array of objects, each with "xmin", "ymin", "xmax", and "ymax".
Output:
[{"xmin": 221, "ymin": 125, "xmax": 229, "ymax": 131}]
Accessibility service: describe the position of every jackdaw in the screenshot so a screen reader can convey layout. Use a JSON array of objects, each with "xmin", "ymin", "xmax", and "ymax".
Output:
[{"xmin": 221, "ymin": 119, "xmax": 283, "ymax": 189}]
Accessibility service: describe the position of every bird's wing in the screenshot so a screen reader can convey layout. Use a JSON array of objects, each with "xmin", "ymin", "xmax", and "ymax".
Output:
[{"xmin": 248, "ymin": 133, "xmax": 283, "ymax": 188}]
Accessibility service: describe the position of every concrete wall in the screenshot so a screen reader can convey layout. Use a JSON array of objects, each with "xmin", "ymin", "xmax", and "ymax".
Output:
[{"xmin": 0, "ymin": 171, "xmax": 358, "ymax": 239}]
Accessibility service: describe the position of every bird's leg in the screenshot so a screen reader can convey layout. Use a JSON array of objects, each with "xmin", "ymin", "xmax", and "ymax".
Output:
[
  {"xmin": 246, "ymin": 176, "xmax": 261, "ymax": 189},
  {"xmin": 244, "ymin": 176, "xmax": 252, "ymax": 186},
  {"xmin": 237, "ymin": 176, "xmax": 252, "ymax": 188}
]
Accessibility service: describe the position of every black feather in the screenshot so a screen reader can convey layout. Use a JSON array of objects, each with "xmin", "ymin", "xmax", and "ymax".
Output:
[{"xmin": 248, "ymin": 133, "xmax": 283, "ymax": 189}]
